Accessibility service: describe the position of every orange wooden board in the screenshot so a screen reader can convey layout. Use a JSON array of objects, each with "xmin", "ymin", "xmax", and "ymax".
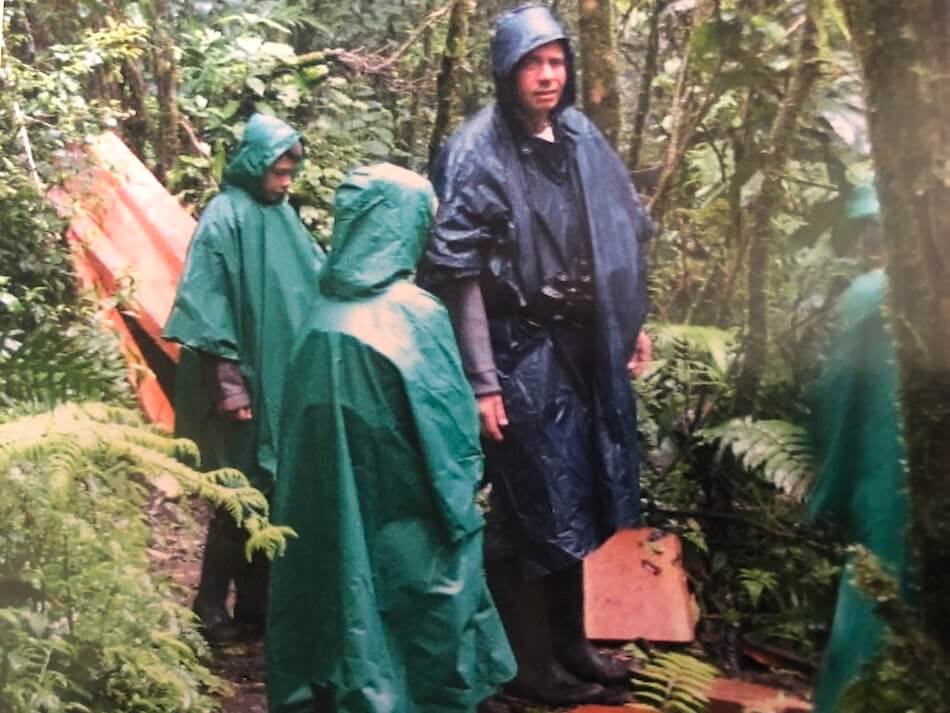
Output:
[{"xmin": 583, "ymin": 528, "xmax": 695, "ymax": 642}]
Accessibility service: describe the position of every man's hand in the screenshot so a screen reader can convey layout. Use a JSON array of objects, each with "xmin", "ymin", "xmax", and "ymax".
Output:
[
  {"xmin": 221, "ymin": 405, "xmax": 253, "ymax": 421},
  {"xmin": 627, "ymin": 330, "xmax": 653, "ymax": 379},
  {"xmin": 477, "ymin": 393, "xmax": 508, "ymax": 442}
]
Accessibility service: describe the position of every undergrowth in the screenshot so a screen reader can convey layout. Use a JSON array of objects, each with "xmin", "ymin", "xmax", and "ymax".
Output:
[{"xmin": 0, "ymin": 403, "xmax": 293, "ymax": 712}]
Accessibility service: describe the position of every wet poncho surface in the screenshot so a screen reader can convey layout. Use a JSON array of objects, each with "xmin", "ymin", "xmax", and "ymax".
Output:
[
  {"xmin": 163, "ymin": 114, "xmax": 325, "ymax": 491},
  {"xmin": 421, "ymin": 5, "xmax": 653, "ymax": 576},
  {"xmin": 266, "ymin": 164, "xmax": 515, "ymax": 713},
  {"xmin": 808, "ymin": 269, "xmax": 910, "ymax": 712}
]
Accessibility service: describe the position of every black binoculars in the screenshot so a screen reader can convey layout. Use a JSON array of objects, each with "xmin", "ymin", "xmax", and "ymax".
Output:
[{"xmin": 528, "ymin": 268, "xmax": 594, "ymax": 324}]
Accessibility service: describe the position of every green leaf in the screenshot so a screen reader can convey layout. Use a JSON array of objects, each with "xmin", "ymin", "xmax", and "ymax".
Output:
[{"xmin": 246, "ymin": 75, "xmax": 267, "ymax": 96}]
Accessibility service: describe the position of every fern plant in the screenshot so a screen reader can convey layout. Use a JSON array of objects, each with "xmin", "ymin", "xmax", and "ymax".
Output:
[
  {"xmin": 0, "ymin": 318, "xmax": 131, "ymax": 408},
  {"xmin": 0, "ymin": 401, "xmax": 294, "ymax": 712},
  {"xmin": 700, "ymin": 417, "xmax": 815, "ymax": 501},
  {"xmin": 631, "ymin": 649, "xmax": 719, "ymax": 713},
  {"xmin": 0, "ymin": 402, "xmax": 294, "ymax": 559}
]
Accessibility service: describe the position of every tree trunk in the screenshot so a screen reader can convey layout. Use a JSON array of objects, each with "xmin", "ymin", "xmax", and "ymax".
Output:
[
  {"xmin": 152, "ymin": 0, "xmax": 180, "ymax": 182},
  {"xmin": 645, "ymin": 0, "xmax": 716, "ymax": 223},
  {"xmin": 399, "ymin": 0, "xmax": 434, "ymax": 164},
  {"xmin": 428, "ymin": 0, "xmax": 475, "ymax": 168},
  {"xmin": 840, "ymin": 0, "xmax": 950, "ymax": 654},
  {"xmin": 733, "ymin": 15, "xmax": 819, "ymax": 414},
  {"xmin": 577, "ymin": 0, "xmax": 621, "ymax": 144},
  {"xmin": 121, "ymin": 58, "xmax": 150, "ymax": 160},
  {"xmin": 626, "ymin": 0, "xmax": 665, "ymax": 169}
]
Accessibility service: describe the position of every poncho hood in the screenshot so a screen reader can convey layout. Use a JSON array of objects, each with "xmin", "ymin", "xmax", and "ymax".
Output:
[
  {"xmin": 321, "ymin": 163, "xmax": 436, "ymax": 298},
  {"xmin": 491, "ymin": 4, "xmax": 576, "ymax": 114},
  {"xmin": 222, "ymin": 113, "xmax": 301, "ymax": 203}
]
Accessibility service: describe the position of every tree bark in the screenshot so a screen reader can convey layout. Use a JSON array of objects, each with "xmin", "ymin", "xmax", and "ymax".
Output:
[
  {"xmin": 840, "ymin": 0, "xmax": 950, "ymax": 654},
  {"xmin": 645, "ymin": 0, "xmax": 716, "ymax": 222},
  {"xmin": 428, "ymin": 0, "xmax": 475, "ymax": 168},
  {"xmin": 626, "ymin": 0, "xmax": 666, "ymax": 169},
  {"xmin": 733, "ymin": 15, "xmax": 819, "ymax": 413},
  {"xmin": 152, "ymin": 0, "xmax": 180, "ymax": 182},
  {"xmin": 577, "ymin": 0, "xmax": 621, "ymax": 145},
  {"xmin": 121, "ymin": 58, "xmax": 150, "ymax": 160}
]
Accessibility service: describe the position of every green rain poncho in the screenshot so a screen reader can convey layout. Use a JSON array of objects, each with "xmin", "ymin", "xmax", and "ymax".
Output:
[
  {"xmin": 266, "ymin": 164, "xmax": 515, "ymax": 713},
  {"xmin": 808, "ymin": 269, "xmax": 910, "ymax": 712},
  {"xmin": 163, "ymin": 114, "xmax": 325, "ymax": 491}
]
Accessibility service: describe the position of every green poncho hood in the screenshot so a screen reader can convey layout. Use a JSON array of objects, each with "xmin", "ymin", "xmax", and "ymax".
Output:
[
  {"xmin": 223, "ymin": 113, "xmax": 301, "ymax": 203},
  {"xmin": 266, "ymin": 165, "xmax": 514, "ymax": 713},
  {"xmin": 321, "ymin": 163, "xmax": 436, "ymax": 298}
]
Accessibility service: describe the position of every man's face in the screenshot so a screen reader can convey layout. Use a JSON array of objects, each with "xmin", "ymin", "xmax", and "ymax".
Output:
[
  {"xmin": 262, "ymin": 155, "xmax": 298, "ymax": 203},
  {"xmin": 514, "ymin": 41, "xmax": 567, "ymax": 124}
]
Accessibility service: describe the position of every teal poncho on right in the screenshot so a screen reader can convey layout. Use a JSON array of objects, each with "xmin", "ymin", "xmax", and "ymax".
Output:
[
  {"xmin": 808, "ymin": 269, "xmax": 910, "ymax": 712},
  {"xmin": 266, "ymin": 164, "xmax": 515, "ymax": 713}
]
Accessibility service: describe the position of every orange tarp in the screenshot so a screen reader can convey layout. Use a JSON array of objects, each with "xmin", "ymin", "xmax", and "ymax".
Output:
[{"xmin": 50, "ymin": 132, "xmax": 195, "ymax": 430}]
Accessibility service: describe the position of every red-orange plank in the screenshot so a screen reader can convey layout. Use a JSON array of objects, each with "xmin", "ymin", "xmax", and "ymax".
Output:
[{"xmin": 583, "ymin": 528, "xmax": 696, "ymax": 642}]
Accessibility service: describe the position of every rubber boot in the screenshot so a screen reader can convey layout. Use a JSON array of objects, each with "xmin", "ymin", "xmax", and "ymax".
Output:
[
  {"xmin": 545, "ymin": 562, "xmax": 630, "ymax": 685},
  {"xmin": 192, "ymin": 514, "xmax": 244, "ymax": 644},
  {"xmin": 233, "ymin": 550, "xmax": 269, "ymax": 639},
  {"xmin": 485, "ymin": 559, "xmax": 617, "ymax": 706}
]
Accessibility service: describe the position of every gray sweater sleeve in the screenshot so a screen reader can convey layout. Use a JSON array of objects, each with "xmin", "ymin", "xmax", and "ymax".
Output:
[
  {"xmin": 200, "ymin": 353, "xmax": 251, "ymax": 412},
  {"xmin": 436, "ymin": 279, "xmax": 501, "ymax": 396}
]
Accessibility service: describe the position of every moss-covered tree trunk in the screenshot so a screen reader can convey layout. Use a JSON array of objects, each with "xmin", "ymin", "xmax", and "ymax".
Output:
[
  {"xmin": 428, "ymin": 0, "xmax": 475, "ymax": 167},
  {"xmin": 626, "ymin": 0, "xmax": 665, "ymax": 169},
  {"xmin": 152, "ymin": 0, "xmax": 180, "ymax": 182},
  {"xmin": 577, "ymin": 0, "xmax": 621, "ymax": 145},
  {"xmin": 733, "ymin": 15, "xmax": 818, "ymax": 414},
  {"xmin": 840, "ymin": 0, "xmax": 950, "ymax": 653}
]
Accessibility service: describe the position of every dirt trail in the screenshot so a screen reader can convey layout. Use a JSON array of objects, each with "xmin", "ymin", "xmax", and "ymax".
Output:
[
  {"xmin": 147, "ymin": 495, "xmax": 267, "ymax": 713},
  {"xmin": 143, "ymin": 492, "xmax": 614, "ymax": 713}
]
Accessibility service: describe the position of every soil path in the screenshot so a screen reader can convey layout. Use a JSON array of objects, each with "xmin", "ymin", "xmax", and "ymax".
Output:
[
  {"xmin": 147, "ymin": 495, "xmax": 267, "ymax": 713},
  {"xmin": 143, "ymin": 493, "xmax": 619, "ymax": 712}
]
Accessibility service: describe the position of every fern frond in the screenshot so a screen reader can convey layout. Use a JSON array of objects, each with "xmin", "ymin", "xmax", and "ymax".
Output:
[
  {"xmin": 632, "ymin": 650, "xmax": 719, "ymax": 713},
  {"xmin": 0, "ymin": 402, "xmax": 291, "ymax": 557},
  {"xmin": 699, "ymin": 417, "xmax": 815, "ymax": 501},
  {"xmin": 0, "ymin": 322, "xmax": 130, "ymax": 408},
  {"xmin": 652, "ymin": 323, "xmax": 737, "ymax": 376}
]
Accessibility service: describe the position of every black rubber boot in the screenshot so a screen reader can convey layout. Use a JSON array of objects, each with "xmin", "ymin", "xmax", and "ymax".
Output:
[
  {"xmin": 193, "ymin": 512, "xmax": 245, "ymax": 644},
  {"xmin": 545, "ymin": 563, "xmax": 630, "ymax": 685},
  {"xmin": 485, "ymin": 559, "xmax": 617, "ymax": 706},
  {"xmin": 233, "ymin": 550, "xmax": 269, "ymax": 639}
]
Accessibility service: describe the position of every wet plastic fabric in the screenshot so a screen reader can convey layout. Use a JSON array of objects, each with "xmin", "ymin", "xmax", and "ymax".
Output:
[
  {"xmin": 266, "ymin": 164, "xmax": 516, "ymax": 713},
  {"xmin": 421, "ymin": 6, "xmax": 653, "ymax": 576},
  {"xmin": 163, "ymin": 114, "xmax": 325, "ymax": 491},
  {"xmin": 808, "ymin": 269, "xmax": 910, "ymax": 712}
]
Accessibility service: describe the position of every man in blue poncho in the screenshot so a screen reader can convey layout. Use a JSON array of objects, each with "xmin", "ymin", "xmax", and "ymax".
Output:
[
  {"xmin": 420, "ymin": 4, "xmax": 653, "ymax": 706},
  {"xmin": 164, "ymin": 114, "xmax": 325, "ymax": 643},
  {"xmin": 266, "ymin": 164, "xmax": 515, "ymax": 713}
]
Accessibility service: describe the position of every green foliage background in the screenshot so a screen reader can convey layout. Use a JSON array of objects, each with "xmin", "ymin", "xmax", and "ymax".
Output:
[{"xmin": 0, "ymin": 0, "xmax": 937, "ymax": 707}]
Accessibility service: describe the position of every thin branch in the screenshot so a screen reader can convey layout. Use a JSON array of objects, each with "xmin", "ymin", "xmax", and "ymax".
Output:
[
  {"xmin": 179, "ymin": 116, "xmax": 210, "ymax": 158},
  {"xmin": 376, "ymin": 0, "xmax": 454, "ymax": 71}
]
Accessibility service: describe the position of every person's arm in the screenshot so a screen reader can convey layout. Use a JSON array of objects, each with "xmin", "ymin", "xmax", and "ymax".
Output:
[
  {"xmin": 627, "ymin": 330, "xmax": 653, "ymax": 379},
  {"xmin": 437, "ymin": 279, "xmax": 508, "ymax": 441},
  {"xmin": 201, "ymin": 353, "xmax": 252, "ymax": 421}
]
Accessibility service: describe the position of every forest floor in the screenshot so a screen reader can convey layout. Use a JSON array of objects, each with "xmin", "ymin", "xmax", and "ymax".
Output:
[{"xmin": 144, "ymin": 491, "xmax": 810, "ymax": 713}]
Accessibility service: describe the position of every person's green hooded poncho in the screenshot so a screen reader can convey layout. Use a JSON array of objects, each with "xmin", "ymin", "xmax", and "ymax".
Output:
[
  {"xmin": 163, "ymin": 114, "xmax": 325, "ymax": 492},
  {"xmin": 266, "ymin": 163, "xmax": 516, "ymax": 713},
  {"xmin": 808, "ymin": 268, "xmax": 911, "ymax": 712}
]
